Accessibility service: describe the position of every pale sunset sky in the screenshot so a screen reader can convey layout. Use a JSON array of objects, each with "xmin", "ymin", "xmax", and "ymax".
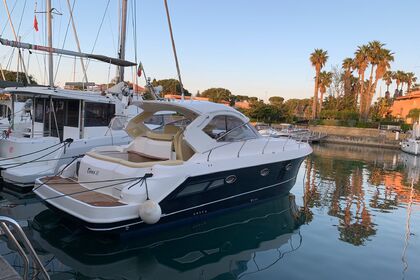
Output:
[{"xmin": 1, "ymin": 0, "xmax": 419, "ymax": 101}]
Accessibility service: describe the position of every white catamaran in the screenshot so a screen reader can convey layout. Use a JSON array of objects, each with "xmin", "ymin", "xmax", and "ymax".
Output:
[{"xmin": 0, "ymin": 0, "xmax": 141, "ymax": 189}]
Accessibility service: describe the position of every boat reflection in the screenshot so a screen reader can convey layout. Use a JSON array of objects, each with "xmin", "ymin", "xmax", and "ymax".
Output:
[
  {"xmin": 30, "ymin": 193, "xmax": 305, "ymax": 279},
  {"xmin": 303, "ymin": 143, "xmax": 420, "ymax": 246}
]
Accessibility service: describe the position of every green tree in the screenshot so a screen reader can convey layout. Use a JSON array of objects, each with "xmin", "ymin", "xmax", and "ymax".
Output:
[
  {"xmin": 201, "ymin": 88, "xmax": 232, "ymax": 103},
  {"xmin": 407, "ymin": 108, "xmax": 420, "ymax": 120},
  {"xmin": 1, "ymin": 70, "xmax": 37, "ymax": 85},
  {"xmin": 406, "ymin": 72, "xmax": 417, "ymax": 93},
  {"xmin": 268, "ymin": 96, "xmax": 284, "ymax": 107},
  {"xmin": 353, "ymin": 44, "xmax": 369, "ymax": 115},
  {"xmin": 247, "ymin": 102, "xmax": 286, "ymax": 124},
  {"xmin": 318, "ymin": 71, "xmax": 333, "ymax": 115},
  {"xmin": 382, "ymin": 71, "xmax": 393, "ymax": 98},
  {"xmin": 151, "ymin": 79, "xmax": 191, "ymax": 96},
  {"xmin": 283, "ymin": 98, "xmax": 312, "ymax": 120},
  {"xmin": 310, "ymin": 49, "xmax": 328, "ymax": 119}
]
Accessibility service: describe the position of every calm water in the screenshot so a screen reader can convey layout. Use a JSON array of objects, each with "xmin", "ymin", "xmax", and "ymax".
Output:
[{"xmin": 1, "ymin": 143, "xmax": 419, "ymax": 279}]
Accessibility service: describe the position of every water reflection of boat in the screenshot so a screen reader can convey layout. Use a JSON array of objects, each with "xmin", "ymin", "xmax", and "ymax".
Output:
[
  {"xmin": 399, "ymin": 152, "xmax": 420, "ymax": 184},
  {"xmin": 401, "ymin": 121, "xmax": 420, "ymax": 155},
  {"xmin": 30, "ymin": 193, "xmax": 305, "ymax": 279},
  {"xmin": 0, "ymin": 190, "xmax": 47, "ymax": 228}
]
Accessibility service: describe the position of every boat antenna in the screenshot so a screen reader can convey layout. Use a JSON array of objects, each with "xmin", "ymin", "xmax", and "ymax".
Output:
[
  {"xmin": 2, "ymin": 0, "xmax": 31, "ymax": 85},
  {"xmin": 163, "ymin": 0, "xmax": 185, "ymax": 100}
]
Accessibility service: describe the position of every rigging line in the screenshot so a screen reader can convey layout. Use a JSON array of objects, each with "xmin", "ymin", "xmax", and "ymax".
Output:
[
  {"xmin": 0, "ymin": 0, "xmax": 17, "ymax": 36},
  {"xmin": 107, "ymin": 7, "xmax": 117, "ymax": 55},
  {"xmin": 64, "ymin": 0, "xmax": 89, "ymax": 85},
  {"xmin": 15, "ymin": 0, "xmax": 27, "ymax": 37},
  {"xmin": 56, "ymin": 0, "xmax": 63, "ymax": 50},
  {"xmin": 3, "ymin": 141, "xmax": 71, "ymax": 169},
  {"xmin": 0, "ymin": 153, "xmax": 83, "ymax": 167},
  {"xmin": 5, "ymin": 46, "xmax": 15, "ymax": 70},
  {"xmin": 2, "ymin": 0, "xmax": 30, "ymax": 84},
  {"xmin": 84, "ymin": 0, "xmax": 111, "ymax": 72},
  {"xmin": 0, "ymin": 140, "xmax": 68, "ymax": 162},
  {"xmin": 53, "ymin": 0, "xmax": 74, "ymax": 84}
]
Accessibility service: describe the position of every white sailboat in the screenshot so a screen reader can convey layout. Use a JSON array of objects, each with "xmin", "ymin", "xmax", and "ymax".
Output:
[{"xmin": 0, "ymin": 0, "xmax": 140, "ymax": 189}]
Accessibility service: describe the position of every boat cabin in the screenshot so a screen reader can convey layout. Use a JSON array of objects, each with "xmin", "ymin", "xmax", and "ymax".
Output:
[
  {"xmin": 4, "ymin": 87, "xmax": 127, "ymax": 140},
  {"xmin": 88, "ymin": 100, "xmax": 260, "ymax": 166}
]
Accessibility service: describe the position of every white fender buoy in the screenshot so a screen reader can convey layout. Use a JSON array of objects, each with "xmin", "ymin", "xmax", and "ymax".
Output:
[{"xmin": 139, "ymin": 200, "xmax": 162, "ymax": 224}]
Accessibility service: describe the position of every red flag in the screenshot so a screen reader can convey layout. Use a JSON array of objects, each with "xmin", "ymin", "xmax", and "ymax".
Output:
[{"xmin": 34, "ymin": 15, "xmax": 39, "ymax": 32}]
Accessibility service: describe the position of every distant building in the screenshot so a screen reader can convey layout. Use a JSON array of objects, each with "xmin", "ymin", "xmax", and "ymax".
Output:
[{"xmin": 388, "ymin": 90, "xmax": 420, "ymax": 123}]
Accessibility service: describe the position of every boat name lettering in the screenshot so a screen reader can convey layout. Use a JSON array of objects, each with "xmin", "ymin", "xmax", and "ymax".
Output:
[{"xmin": 87, "ymin": 168, "xmax": 99, "ymax": 175}]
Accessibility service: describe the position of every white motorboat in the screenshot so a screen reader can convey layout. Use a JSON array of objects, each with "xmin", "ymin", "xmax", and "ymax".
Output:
[
  {"xmin": 401, "ymin": 121, "xmax": 420, "ymax": 155},
  {"xmin": 0, "ymin": 85, "xmax": 137, "ymax": 189},
  {"xmin": 34, "ymin": 99, "xmax": 312, "ymax": 231},
  {"xmin": 257, "ymin": 126, "xmax": 289, "ymax": 138}
]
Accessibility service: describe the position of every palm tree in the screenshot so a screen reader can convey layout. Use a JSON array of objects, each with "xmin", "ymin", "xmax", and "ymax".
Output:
[
  {"xmin": 399, "ymin": 71, "xmax": 407, "ymax": 94},
  {"xmin": 366, "ymin": 48, "xmax": 394, "ymax": 118},
  {"xmin": 353, "ymin": 45, "xmax": 369, "ymax": 114},
  {"xmin": 357, "ymin": 41, "xmax": 394, "ymax": 120},
  {"xmin": 382, "ymin": 71, "xmax": 393, "ymax": 98},
  {"xmin": 392, "ymin": 70, "xmax": 405, "ymax": 96},
  {"xmin": 318, "ymin": 71, "xmax": 333, "ymax": 115},
  {"xmin": 310, "ymin": 49, "xmax": 328, "ymax": 119},
  {"xmin": 382, "ymin": 71, "xmax": 393, "ymax": 92},
  {"xmin": 406, "ymin": 72, "xmax": 417, "ymax": 93},
  {"xmin": 342, "ymin": 57, "xmax": 353, "ymax": 91}
]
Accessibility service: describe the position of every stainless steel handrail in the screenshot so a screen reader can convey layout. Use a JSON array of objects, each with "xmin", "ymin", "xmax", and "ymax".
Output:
[{"xmin": 0, "ymin": 216, "xmax": 50, "ymax": 280}]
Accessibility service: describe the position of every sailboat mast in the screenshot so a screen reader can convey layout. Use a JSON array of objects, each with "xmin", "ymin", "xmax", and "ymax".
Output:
[
  {"xmin": 118, "ymin": 0, "xmax": 128, "ymax": 83},
  {"xmin": 47, "ymin": 0, "xmax": 54, "ymax": 87}
]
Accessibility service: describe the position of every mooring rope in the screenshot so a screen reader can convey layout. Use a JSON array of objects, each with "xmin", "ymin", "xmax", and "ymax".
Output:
[
  {"xmin": 2, "ymin": 140, "xmax": 73, "ymax": 169},
  {"xmin": 0, "ymin": 138, "xmax": 73, "ymax": 162}
]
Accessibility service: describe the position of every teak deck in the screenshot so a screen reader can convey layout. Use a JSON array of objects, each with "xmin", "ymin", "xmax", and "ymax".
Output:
[{"xmin": 41, "ymin": 176, "xmax": 124, "ymax": 207}]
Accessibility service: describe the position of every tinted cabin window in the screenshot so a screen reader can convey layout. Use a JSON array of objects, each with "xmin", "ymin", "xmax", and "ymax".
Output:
[
  {"xmin": 0, "ymin": 105, "xmax": 8, "ymax": 118},
  {"xmin": 203, "ymin": 115, "xmax": 257, "ymax": 142},
  {"xmin": 65, "ymin": 100, "xmax": 79, "ymax": 127},
  {"xmin": 84, "ymin": 102, "xmax": 115, "ymax": 127},
  {"xmin": 144, "ymin": 114, "xmax": 164, "ymax": 126},
  {"xmin": 176, "ymin": 182, "xmax": 209, "ymax": 198},
  {"xmin": 35, "ymin": 99, "xmax": 44, "ymax": 122}
]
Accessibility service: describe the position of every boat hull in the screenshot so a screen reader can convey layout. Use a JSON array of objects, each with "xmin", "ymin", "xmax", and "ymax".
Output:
[{"xmin": 42, "ymin": 156, "xmax": 306, "ymax": 232}]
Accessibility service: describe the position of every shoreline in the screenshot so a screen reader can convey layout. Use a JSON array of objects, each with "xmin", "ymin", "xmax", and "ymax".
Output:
[{"xmin": 308, "ymin": 125, "xmax": 403, "ymax": 149}]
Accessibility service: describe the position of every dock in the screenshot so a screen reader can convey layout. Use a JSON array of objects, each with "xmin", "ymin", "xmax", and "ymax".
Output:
[{"xmin": 309, "ymin": 125, "xmax": 403, "ymax": 149}]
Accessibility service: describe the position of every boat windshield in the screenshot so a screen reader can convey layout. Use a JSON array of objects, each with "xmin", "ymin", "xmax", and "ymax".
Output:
[
  {"xmin": 203, "ymin": 115, "xmax": 258, "ymax": 142},
  {"xmin": 143, "ymin": 111, "xmax": 192, "ymax": 132}
]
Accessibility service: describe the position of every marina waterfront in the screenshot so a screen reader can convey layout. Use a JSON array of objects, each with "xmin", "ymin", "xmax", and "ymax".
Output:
[{"xmin": 1, "ymin": 143, "xmax": 419, "ymax": 279}]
